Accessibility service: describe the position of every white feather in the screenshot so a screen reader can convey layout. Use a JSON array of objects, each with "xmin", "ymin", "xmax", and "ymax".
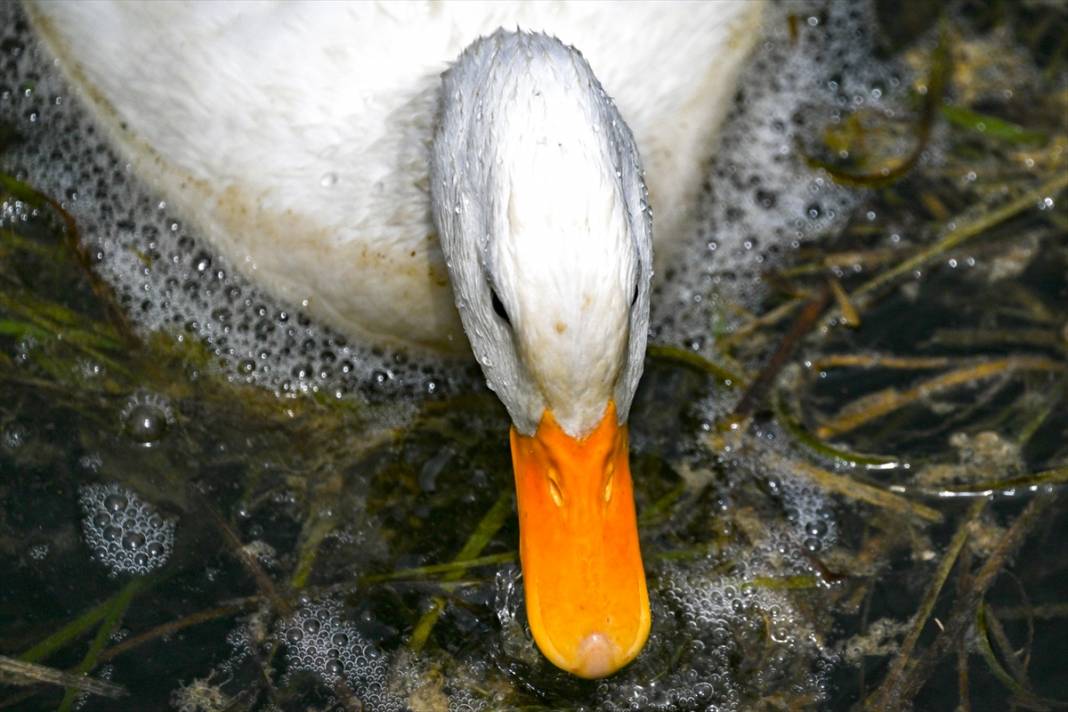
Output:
[{"xmin": 27, "ymin": 0, "xmax": 765, "ymax": 358}]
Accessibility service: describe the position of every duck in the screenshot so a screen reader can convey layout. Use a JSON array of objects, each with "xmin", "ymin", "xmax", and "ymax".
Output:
[{"xmin": 24, "ymin": 0, "xmax": 765, "ymax": 679}]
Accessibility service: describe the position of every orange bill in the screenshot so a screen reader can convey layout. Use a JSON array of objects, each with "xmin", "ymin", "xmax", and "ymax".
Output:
[{"xmin": 509, "ymin": 401, "xmax": 650, "ymax": 678}]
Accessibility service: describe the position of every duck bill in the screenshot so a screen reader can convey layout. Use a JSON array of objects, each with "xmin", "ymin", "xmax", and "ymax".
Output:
[{"xmin": 509, "ymin": 402, "xmax": 650, "ymax": 679}]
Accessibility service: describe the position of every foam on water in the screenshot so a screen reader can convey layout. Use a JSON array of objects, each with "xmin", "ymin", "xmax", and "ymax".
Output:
[
  {"xmin": 276, "ymin": 597, "xmax": 402, "ymax": 710},
  {"xmin": 652, "ymin": 0, "xmax": 908, "ymax": 357},
  {"xmin": 78, "ymin": 482, "xmax": 176, "ymax": 576}
]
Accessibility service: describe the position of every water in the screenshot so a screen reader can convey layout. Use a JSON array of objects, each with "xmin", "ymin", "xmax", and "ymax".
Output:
[{"xmin": 2, "ymin": 0, "xmax": 1067, "ymax": 710}]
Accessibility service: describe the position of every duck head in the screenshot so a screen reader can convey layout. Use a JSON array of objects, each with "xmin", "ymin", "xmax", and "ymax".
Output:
[{"xmin": 431, "ymin": 30, "xmax": 652, "ymax": 679}]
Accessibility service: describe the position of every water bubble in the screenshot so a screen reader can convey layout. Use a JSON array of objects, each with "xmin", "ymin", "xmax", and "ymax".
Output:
[
  {"xmin": 104, "ymin": 494, "xmax": 128, "ymax": 512},
  {"xmin": 123, "ymin": 404, "xmax": 167, "ymax": 443},
  {"xmin": 122, "ymin": 531, "xmax": 145, "ymax": 550},
  {"xmin": 120, "ymin": 393, "xmax": 174, "ymax": 445},
  {"xmin": 805, "ymin": 520, "xmax": 828, "ymax": 538}
]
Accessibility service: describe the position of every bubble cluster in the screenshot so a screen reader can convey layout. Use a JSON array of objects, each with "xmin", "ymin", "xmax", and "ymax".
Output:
[
  {"xmin": 277, "ymin": 598, "xmax": 401, "ymax": 711},
  {"xmin": 646, "ymin": 568, "xmax": 829, "ymax": 710},
  {"xmin": 773, "ymin": 474, "xmax": 839, "ymax": 556},
  {"xmin": 78, "ymin": 483, "xmax": 176, "ymax": 575}
]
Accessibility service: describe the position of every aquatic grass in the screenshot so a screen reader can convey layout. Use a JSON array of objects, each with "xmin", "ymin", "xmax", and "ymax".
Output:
[
  {"xmin": 835, "ymin": 170, "xmax": 1068, "ymax": 319},
  {"xmin": 289, "ymin": 469, "xmax": 348, "ymax": 592},
  {"xmin": 809, "ymin": 353, "xmax": 958, "ymax": 371},
  {"xmin": 360, "ymin": 552, "xmax": 517, "ymax": 585},
  {"xmin": 646, "ymin": 343, "xmax": 746, "ymax": 387},
  {"xmin": 717, "ymin": 293, "xmax": 806, "ymax": 352},
  {"xmin": 866, "ymin": 498, "xmax": 986, "ymax": 712},
  {"xmin": 0, "ymin": 172, "xmax": 136, "ymax": 343},
  {"xmin": 96, "ymin": 599, "xmax": 261, "ymax": 666},
  {"xmin": 866, "ymin": 494, "xmax": 1058, "ymax": 710},
  {"xmin": 201, "ymin": 493, "xmax": 292, "ymax": 617},
  {"xmin": 407, "ymin": 490, "xmax": 513, "ymax": 653},
  {"xmin": 816, "ymin": 356, "xmax": 1067, "ymax": 438},
  {"xmin": 761, "ymin": 449, "xmax": 943, "ymax": 524},
  {"xmin": 18, "ymin": 576, "xmax": 152, "ymax": 665},
  {"xmin": 0, "ymin": 656, "xmax": 126, "ymax": 700},
  {"xmin": 973, "ymin": 602, "xmax": 1056, "ymax": 709},
  {"xmin": 727, "ymin": 286, "xmax": 830, "ymax": 426},
  {"xmin": 56, "ymin": 577, "xmax": 145, "ymax": 712},
  {"xmin": 913, "ymin": 466, "xmax": 1068, "ymax": 497},
  {"xmin": 771, "ymin": 383, "xmax": 903, "ymax": 470},
  {"xmin": 940, "ymin": 104, "xmax": 1048, "ymax": 145}
]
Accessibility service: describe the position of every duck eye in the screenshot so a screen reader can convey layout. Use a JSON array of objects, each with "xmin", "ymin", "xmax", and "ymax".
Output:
[{"xmin": 491, "ymin": 288, "xmax": 511, "ymax": 326}]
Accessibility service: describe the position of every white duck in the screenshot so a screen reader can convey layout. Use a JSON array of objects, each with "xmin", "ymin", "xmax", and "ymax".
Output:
[{"xmin": 26, "ymin": 0, "xmax": 764, "ymax": 678}]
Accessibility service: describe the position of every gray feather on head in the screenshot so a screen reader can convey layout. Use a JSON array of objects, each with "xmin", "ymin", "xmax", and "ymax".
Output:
[{"xmin": 431, "ymin": 29, "xmax": 653, "ymax": 437}]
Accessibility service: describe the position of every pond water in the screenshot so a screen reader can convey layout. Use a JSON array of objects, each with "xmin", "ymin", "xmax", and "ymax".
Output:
[{"xmin": 1, "ymin": 1, "xmax": 1066, "ymax": 710}]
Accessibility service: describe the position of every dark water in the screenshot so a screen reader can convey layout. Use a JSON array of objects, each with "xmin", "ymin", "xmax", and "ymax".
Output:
[{"xmin": 2, "ymin": 1, "xmax": 1067, "ymax": 710}]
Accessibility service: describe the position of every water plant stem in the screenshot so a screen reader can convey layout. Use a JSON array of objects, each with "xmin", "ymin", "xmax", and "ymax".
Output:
[
  {"xmin": 868, "ymin": 494, "xmax": 1057, "ymax": 709},
  {"xmin": 845, "ymin": 170, "xmax": 1068, "ymax": 311},
  {"xmin": 56, "ymin": 577, "xmax": 143, "ymax": 712},
  {"xmin": 407, "ymin": 490, "xmax": 513, "ymax": 652},
  {"xmin": 763, "ymin": 450, "xmax": 943, "ymax": 524},
  {"xmin": 867, "ymin": 498, "xmax": 986, "ymax": 711},
  {"xmin": 18, "ymin": 576, "xmax": 149, "ymax": 664},
  {"xmin": 817, "ymin": 356, "xmax": 1067, "ymax": 438}
]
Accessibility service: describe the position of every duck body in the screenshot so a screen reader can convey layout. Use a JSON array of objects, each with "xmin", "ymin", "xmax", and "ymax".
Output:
[
  {"xmin": 24, "ymin": 0, "xmax": 766, "ymax": 678},
  {"xmin": 27, "ymin": 1, "xmax": 764, "ymax": 354}
]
